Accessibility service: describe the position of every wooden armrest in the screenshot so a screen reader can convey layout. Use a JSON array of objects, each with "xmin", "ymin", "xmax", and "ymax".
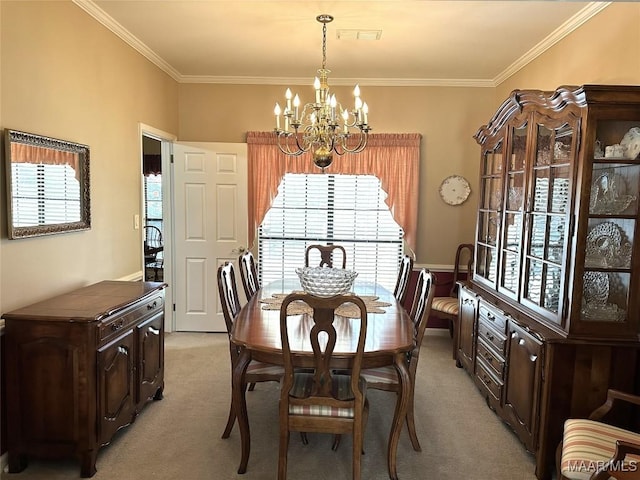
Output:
[
  {"xmin": 590, "ymin": 440, "xmax": 640, "ymax": 480},
  {"xmin": 589, "ymin": 389, "xmax": 640, "ymax": 422}
]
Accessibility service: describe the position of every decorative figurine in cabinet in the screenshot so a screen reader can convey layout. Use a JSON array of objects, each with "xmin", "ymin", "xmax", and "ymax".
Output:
[{"xmin": 461, "ymin": 85, "xmax": 640, "ymax": 480}]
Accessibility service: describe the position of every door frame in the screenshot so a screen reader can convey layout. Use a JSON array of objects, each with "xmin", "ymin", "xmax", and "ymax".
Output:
[{"xmin": 139, "ymin": 123, "xmax": 176, "ymax": 332}]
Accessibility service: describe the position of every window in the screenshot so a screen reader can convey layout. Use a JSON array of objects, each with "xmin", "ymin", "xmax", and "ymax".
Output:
[
  {"xmin": 11, "ymin": 163, "xmax": 80, "ymax": 226},
  {"xmin": 144, "ymin": 174, "xmax": 163, "ymax": 232},
  {"xmin": 259, "ymin": 173, "xmax": 404, "ymax": 290}
]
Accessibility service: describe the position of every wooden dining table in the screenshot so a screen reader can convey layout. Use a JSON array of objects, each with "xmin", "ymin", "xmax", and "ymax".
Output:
[{"xmin": 230, "ymin": 278, "xmax": 414, "ymax": 480}]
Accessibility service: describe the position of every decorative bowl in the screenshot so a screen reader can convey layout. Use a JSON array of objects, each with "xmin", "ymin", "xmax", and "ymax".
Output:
[{"xmin": 295, "ymin": 267, "xmax": 358, "ymax": 298}]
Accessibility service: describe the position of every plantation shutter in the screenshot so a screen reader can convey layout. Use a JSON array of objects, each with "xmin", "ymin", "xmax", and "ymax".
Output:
[{"xmin": 259, "ymin": 173, "xmax": 404, "ymax": 290}]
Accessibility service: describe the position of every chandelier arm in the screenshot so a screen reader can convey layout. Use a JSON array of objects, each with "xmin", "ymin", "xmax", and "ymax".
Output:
[
  {"xmin": 276, "ymin": 132, "xmax": 306, "ymax": 156},
  {"xmin": 337, "ymin": 131, "xmax": 369, "ymax": 154}
]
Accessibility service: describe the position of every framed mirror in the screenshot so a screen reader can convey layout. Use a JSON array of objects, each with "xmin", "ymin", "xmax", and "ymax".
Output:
[{"xmin": 4, "ymin": 129, "xmax": 91, "ymax": 239}]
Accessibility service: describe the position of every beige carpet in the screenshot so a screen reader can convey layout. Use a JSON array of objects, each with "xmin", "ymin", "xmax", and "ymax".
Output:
[{"xmin": 5, "ymin": 331, "xmax": 538, "ymax": 480}]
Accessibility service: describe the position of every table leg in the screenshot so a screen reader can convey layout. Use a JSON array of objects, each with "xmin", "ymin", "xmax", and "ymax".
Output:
[
  {"xmin": 388, "ymin": 352, "xmax": 410, "ymax": 480},
  {"xmin": 232, "ymin": 347, "xmax": 252, "ymax": 474}
]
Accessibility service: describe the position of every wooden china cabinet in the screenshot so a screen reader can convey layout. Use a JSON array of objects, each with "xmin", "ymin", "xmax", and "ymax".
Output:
[{"xmin": 457, "ymin": 85, "xmax": 640, "ymax": 480}]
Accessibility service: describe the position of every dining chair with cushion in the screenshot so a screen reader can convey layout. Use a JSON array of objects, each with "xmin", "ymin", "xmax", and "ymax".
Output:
[
  {"xmin": 431, "ymin": 243, "xmax": 474, "ymax": 340},
  {"xmin": 393, "ymin": 254, "xmax": 414, "ymax": 307},
  {"xmin": 557, "ymin": 389, "xmax": 640, "ymax": 480},
  {"xmin": 217, "ymin": 262, "xmax": 283, "ymax": 439},
  {"xmin": 304, "ymin": 244, "xmax": 347, "ymax": 269},
  {"xmin": 357, "ymin": 268, "xmax": 435, "ymax": 452},
  {"xmin": 238, "ymin": 250, "xmax": 260, "ymax": 300},
  {"xmin": 278, "ymin": 292, "xmax": 369, "ymax": 480}
]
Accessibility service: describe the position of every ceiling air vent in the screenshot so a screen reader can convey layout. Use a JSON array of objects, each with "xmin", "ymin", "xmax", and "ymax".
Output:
[{"xmin": 336, "ymin": 29, "xmax": 382, "ymax": 41}]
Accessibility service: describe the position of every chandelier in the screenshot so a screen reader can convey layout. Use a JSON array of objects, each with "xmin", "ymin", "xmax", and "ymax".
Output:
[{"xmin": 273, "ymin": 14, "xmax": 371, "ymax": 170}]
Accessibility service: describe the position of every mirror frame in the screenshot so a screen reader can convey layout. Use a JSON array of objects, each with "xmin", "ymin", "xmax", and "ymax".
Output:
[{"xmin": 4, "ymin": 129, "xmax": 91, "ymax": 239}]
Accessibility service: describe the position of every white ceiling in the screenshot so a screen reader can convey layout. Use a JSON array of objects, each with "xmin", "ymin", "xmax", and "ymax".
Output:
[{"xmin": 77, "ymin": 0, "xmax": 608, "ymax": 86}]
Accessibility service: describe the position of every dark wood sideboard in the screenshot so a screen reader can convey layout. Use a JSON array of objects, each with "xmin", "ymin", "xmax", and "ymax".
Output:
[{"xmin": 3, "ymin": 280, "xmax": 166, "ymax": 477}]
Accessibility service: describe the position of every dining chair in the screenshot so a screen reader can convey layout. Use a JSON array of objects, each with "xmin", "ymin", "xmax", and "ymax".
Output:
[
  {"xmin": 556, "ymin": 389, "xmax": 640, "ymax": 479},
  {"xmin": 278, "ymin": 292, "xmax": 369, "ymax": 480},
  {"xmin": 304, "ymin": 244, "xmax": 347, "ymax": 269},
  {"xmin": 144, "ymin": 225, "xmax": 164, "ymax": 281},
  {"xmin": 393, "ymin": 254, "xmax": 414, "ymax": 307},
  {"xmin": 238, "ymin": 250, "xmax": 260, "ymax": 299},
  {"xmin": 217, "ymin": 262, "xmax": 283, "ymax": 439},
  {"xmin": 357, "ymin": 268, "xmax": 435, "ymax": 452},
  {"xmin": 430, "ymin": 243, "xmax": 474, "ymax": 337}
]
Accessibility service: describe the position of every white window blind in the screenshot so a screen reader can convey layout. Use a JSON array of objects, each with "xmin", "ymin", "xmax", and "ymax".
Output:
[
  {"xmin": 258, "ymin": 173, "xmax": 404, "ymax": 290},
  {"xmin": 11, "ymin": 163, "xmax": 80, "ymax": 226}
]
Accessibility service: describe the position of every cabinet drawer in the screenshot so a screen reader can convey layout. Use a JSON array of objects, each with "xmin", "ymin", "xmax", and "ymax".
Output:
[
  {"xmin": 476, "ymin": 358, "xmax": 503, "ymax": 402},
  {"xmin": 100, "ymin": 294, "xmax": 164, "ymax": 342},
  {"xmin": 477, "ymin": 320, "xmax": 506, "ymax": 354},
  {"xmin": 478, "ymin": 302, "xmax": 507, "ymax": 333},
  {"xmin": 476, "ymin": 338, "xmax": 505, "ymax": 379}
]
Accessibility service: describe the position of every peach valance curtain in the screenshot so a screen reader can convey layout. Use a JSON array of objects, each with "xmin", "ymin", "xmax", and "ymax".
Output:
[
  {"xmin": 246, "ymin": 131, "xmax": 421, "ymax": 250},
  {"xmin": 11, "ymin": 143, "xmax": 80, "ymax": 180}
]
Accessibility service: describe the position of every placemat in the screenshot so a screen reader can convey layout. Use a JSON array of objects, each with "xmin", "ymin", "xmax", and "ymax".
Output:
[{"xmin": 261, "ymin": 291, "xmax": 391, "ymax": 317}]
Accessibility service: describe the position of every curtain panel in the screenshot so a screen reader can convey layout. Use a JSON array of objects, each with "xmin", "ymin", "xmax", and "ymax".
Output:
[{"xmin": 246, "ymin": 131, "xmax": 421, "ymax": 250}]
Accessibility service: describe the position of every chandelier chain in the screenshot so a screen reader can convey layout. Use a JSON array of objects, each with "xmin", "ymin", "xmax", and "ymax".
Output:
[{"xmin": 321, "ymin": 21, "xmax": 327, "ymax": 71}]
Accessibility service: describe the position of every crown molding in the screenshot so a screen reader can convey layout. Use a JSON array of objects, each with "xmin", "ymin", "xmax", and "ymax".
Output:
[
  {"xmin": 493, "ymin": 2, "xmax": 611, "ymax": 86},
  {"xmin": 180, "ymin": 75, "xmax": 496, "ymax": 87},
  {"xmin": 72, "ymin": 0, "xmax": 182, "ymax": 82},
  {"xmin": 75, "ymin": 0, "xmax": 610, "ymax": 89}
]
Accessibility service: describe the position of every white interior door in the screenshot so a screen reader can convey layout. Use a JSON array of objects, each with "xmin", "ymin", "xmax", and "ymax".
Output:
[{"xmin": 173, "ymin": 142, "xmax": 248, "ymax": 332}]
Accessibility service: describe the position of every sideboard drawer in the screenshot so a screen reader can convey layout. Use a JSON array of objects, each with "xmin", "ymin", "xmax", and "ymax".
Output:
[
  {"xmin": 478, "ymin": 302, "xmax": 507, "ymax": 334},
  {"xmin": 100, "ymin": 294, "xmax": 163, "ymax": 342},
  {"xmin": 476, "ymin": 338, "xmax": 505, "ymax": 379},
  {"xmin": 477, "ymin": 320, "xmax": 506, "ymax": 355},
  {"xmin": 476, "ymin": 358, "xmax": 503, "ymax": 403}
]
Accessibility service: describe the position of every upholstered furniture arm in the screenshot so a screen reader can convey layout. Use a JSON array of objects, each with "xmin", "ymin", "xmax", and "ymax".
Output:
[
  {"xmin": 589, "ymin": 389, "xmax": 640, "ymax": 422},
  {"xmin": 590, "ymin": 440, "xmax": 640, "ymax": 480}
]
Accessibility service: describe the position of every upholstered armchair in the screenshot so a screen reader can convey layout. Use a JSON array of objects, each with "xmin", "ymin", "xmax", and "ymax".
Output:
[{"xmin": 557, "ymin": 389, "xmax": 640, "ymax": 480}]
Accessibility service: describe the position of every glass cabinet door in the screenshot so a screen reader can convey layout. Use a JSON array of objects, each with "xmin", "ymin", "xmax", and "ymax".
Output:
[
  {"xmin": 475, "ymin": 145, "xmax": 503, "ymax": 288},
  {"xmin": 521, "ymin": 119, "xmax": 576, "ymax": 324},
  {"xmin": 577, "ymin": 119, "xmax": 640, "ymax": 333},
  {"xmin": 498, "ymin": 124, "xmax": 527, "ymax": 299}
]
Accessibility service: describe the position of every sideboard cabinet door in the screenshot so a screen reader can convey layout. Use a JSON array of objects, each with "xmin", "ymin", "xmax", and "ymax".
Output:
[
  {"xmin": 137, "ymin": 312, "xmax": 165, "ymax": 405},
  {"xmin": 457, "ymin": 285, "xmax": 478, "ymax": 372},
  {"xmin": 98, "ymin": 329, "xmax": 136, "ymax": 445},
  {"xmin": 503, "ymin": 321, "xmax": 543, "ymax": 453}
]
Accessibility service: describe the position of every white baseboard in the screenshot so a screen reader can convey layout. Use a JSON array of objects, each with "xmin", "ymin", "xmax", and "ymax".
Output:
[{"xmin": 116, "ymin": 271, "xmax": 144, "ymax": 282}]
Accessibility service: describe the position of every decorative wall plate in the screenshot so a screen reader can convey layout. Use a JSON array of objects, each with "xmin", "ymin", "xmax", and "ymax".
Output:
[
  {"xmin": 439, "ymin": 175, "xmax": 471, "ymax": 206},
  {"xmin": 583, "ymin": 271, "xmax": 609, "ymax": 305},
  {"xmin": 589, "ymin": 171, "xmax": 637, "ymax": 214},
  {"xmin": 585, "ymin": 221, "xmax": 630, "ymax": 268}
]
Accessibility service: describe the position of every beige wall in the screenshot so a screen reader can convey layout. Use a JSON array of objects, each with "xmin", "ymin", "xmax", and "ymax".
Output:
[
  {"xmin": 179, "ymin": 83, "xmax": 495, "ymax": 263},
  {"xmin": 496, "ymin": 3, "xmax": 640, "ymax": 99},
  {"xmin": 1, "ymin": 1, "xmax": 639, "ymax": 315},
  {"xmin": 0, "ymin": 1, "xmax": 178, "ymax": 313}
]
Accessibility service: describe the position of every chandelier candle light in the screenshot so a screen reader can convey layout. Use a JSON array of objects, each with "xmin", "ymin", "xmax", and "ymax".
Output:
[{"xmin": 273, "ymin": 14, "xmax": 372, "ymax": 170}]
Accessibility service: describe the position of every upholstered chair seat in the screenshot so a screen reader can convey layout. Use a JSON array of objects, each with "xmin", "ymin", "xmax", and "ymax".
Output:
[{"xmin": 560, "ymin": 419, "xmax": 640, "ymax": 480}]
